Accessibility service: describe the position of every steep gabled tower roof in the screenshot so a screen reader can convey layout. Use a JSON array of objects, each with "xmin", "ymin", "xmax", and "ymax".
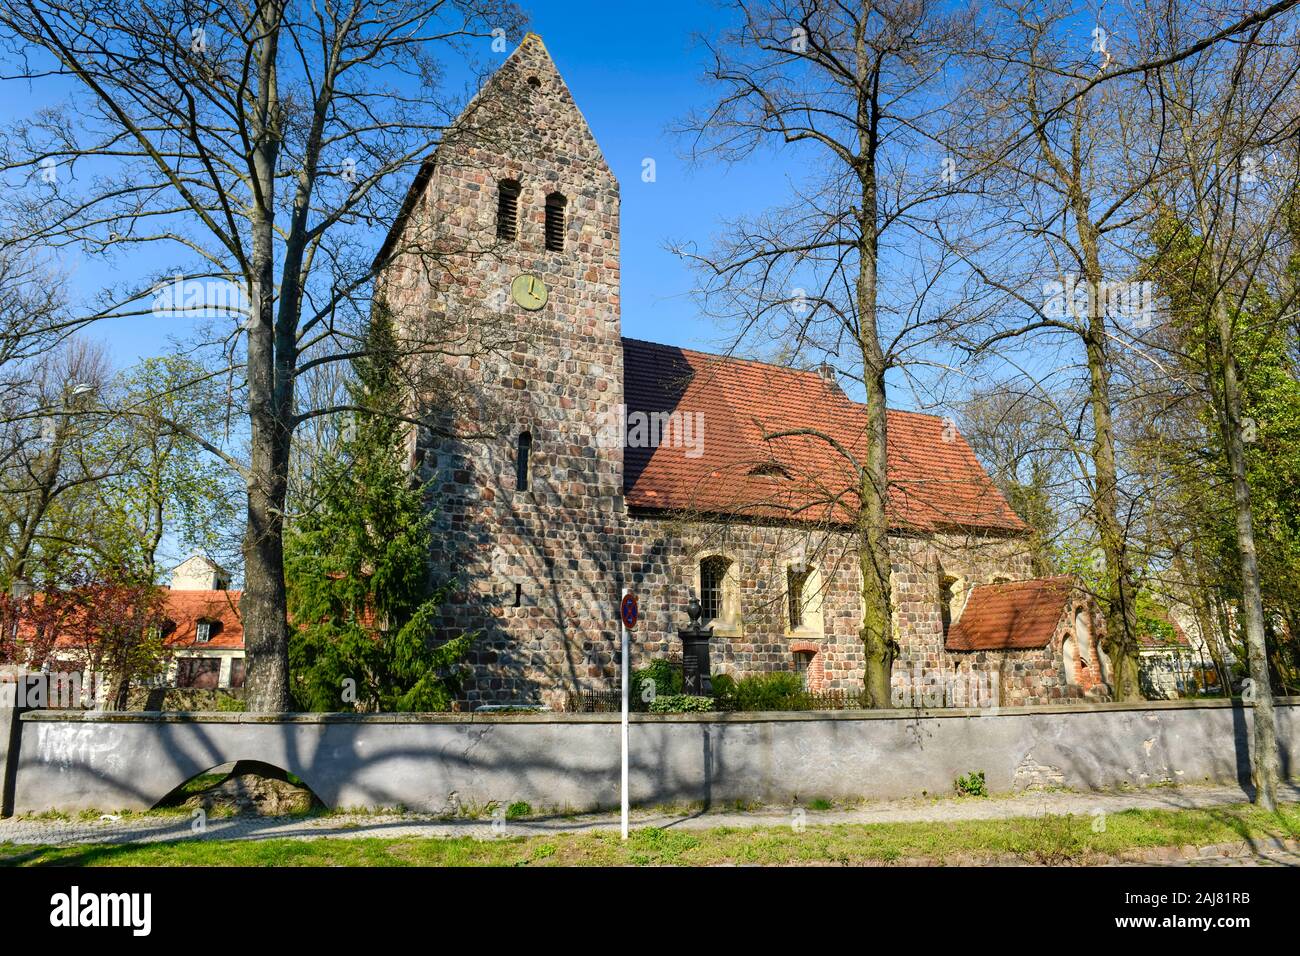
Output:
[{"xmin": 375, "ymin": 33, "xmax": 613, "ymax": 269}]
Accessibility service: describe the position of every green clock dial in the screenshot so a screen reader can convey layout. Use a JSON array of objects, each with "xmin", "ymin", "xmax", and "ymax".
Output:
[{"xmin": 511, "ymin": 274, "xmax": 548, "ymax": 311}]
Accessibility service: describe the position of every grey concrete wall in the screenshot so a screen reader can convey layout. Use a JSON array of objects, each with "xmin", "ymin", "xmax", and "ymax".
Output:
[
  {"xmin": 0, "ymin": 684, "xmax": 24, "ymax": 817},
  {"xmin": 4, "ymin": 698, "xmax": 1297, "ymax": 815}
]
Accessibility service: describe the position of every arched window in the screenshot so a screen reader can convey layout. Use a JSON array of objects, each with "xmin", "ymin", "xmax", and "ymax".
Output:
[
  {"xmin": 497, "ymin": 179, "xmax": 521, "ymax": 241},
  {"xmin": 1062, "ymin": 632, "xmax": 1081, "ymax": 686},
  {"xmin": 793, "ymin": 650, "xmax": 815, "ymax": 690},
  {"xmin": 1074, "ymin": 607, "xmax": 1092, "ymax": 666},
  {"xmin": 545, "ymin": 192, "xmax": 567, "ymax": 251},
  {"xmin": 696, "ymin": 554, "xmax": 742, "ymax": 633},
  {"xmin": 788, "ymin": 566, "xmax": 807, "ymax": 630},
  {"xmin": 699, "ymin": 555, "xmax": 731, "ymax": 622},
  {"xmin": 515, "ymin": 431, "xmax": 532, "ymax": 491}
]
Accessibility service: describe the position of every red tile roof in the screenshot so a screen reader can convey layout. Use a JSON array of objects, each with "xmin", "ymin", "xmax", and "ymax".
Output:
[
  {"xmin": 29, "ymin": 588, "xmax": 244, "ymax": 651},
  {"xmin": 945, "ymin": 576, "xmax": 1075, "ymax": 651},
  {"xmin": 622, "ymin": 338, "xmax": 1025, "ymax": 532},
  {"xmin": 161, "ymin": 590, "xmax": 243, "ymax": 649}
]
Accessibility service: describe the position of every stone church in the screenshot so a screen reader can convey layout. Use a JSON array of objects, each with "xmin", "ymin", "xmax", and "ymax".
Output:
[{"xmin": 376, "ymin": 35, "xmax": 1113, "ymax": 711}]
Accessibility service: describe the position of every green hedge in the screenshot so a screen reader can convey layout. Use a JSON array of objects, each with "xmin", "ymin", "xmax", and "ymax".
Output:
[{"xmin": 648, "ymin": 694, "xmax": 715, "ymax": 714}]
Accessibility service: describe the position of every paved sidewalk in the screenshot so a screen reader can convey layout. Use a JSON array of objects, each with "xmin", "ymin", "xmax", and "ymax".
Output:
[{"xmin": 1, "ymin": 781, "xmax": 1296, "ymax": 848}]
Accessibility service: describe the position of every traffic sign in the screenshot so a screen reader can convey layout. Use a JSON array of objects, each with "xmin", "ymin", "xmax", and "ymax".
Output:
[{"xmin": 620, "ymin": 592, "xmax": 638, "ymax": 630}]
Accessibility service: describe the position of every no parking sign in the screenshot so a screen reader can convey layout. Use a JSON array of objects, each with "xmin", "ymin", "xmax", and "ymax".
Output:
[{"xmin": 620, "ymin": 592, "xmax": 638, "ymax": 630}]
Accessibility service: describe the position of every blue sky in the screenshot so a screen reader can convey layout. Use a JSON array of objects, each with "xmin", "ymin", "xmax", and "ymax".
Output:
[
  {"xmin": 9, "ymin": 0, "xmax": 1082, "ymax": 414},
  {"xmin": 518, "ymin": 0, "xmax": 780, "ymax": 354},
  {"xmin": 24, "ymin": 0, "xmax": 800, "ymax": 376}
]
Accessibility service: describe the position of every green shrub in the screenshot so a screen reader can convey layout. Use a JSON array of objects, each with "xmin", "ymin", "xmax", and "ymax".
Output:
[
  {"xmin": 631, "ymin": 659, "xmax": 682, "ymax": 705},
  {"xmin": 216, "ymin": 694, "xmax": 247, "ymax": 712},
  {"xmin": 735, "ymin": 671, "xmax": 806, "ymax": 711},
  {"xmin": 648, "ymin": 694, "xmax": 714, "ymax": 713},
  {"xmin": 954, "ymin": 771, "xmax": 988, "ymax": 797},
  {"xmin": 709, "ymin": 673, "xmax": 737, "ymax": 708},
  {"xmin": 506, "ymin": 801, "xmax": 532, "ymax": 819}
]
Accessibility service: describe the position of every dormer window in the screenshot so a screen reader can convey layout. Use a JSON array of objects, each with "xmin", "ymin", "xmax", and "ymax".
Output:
[
  {"xmin": 497, "ymin": 179, "xmax": 521, "ymax": 241},
  {"xmin": 545, "ymin": 193, "xmax": 567, "ymax": 251},
  {"xmin": 748, "ymin": 462, "xmax": 790, "ymax": 479},
  {"xmin": 195, "ymin": 620, "xmax": 213, "ymax": 644}
]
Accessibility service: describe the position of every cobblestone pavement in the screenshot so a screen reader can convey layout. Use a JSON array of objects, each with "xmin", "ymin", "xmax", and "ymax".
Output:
[{"xmin": 1, "ymin": 782, "xmax": 1297, "ymax": 860}]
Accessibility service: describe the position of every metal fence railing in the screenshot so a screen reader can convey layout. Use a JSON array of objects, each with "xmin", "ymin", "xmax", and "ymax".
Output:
[{"xmin": 564, "ymin": 687, "xmax": 871, "ymax": 714}]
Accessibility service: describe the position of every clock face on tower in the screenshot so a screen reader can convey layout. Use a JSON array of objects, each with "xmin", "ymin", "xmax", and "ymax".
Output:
[{"xmin": 511, "ymin": 273, "xmax": 548, "ymax": 311}]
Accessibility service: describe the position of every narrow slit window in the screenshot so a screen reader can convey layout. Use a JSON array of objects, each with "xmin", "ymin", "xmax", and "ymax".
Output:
[
  {"xmin": 516, "ymin": 430, "xmax": 532, "ymax": 491},
  {"xmin": 497, "ymin": 179, "xmax": 521, "ymax": 241},
  {"xmin": 545, "ymin": 192, "xmax": 567, "ymax": 251},
  {"xmin": 940, "ymin": 575, "xmax": 959, "ymax": 637}
]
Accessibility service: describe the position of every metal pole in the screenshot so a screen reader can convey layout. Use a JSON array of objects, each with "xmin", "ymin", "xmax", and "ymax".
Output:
[{"xmin": 620, "ymin": 587, "xmax": 630, "ymax": 840}]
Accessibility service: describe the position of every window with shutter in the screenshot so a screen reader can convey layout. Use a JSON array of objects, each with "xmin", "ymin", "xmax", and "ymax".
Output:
[
  {"xmin": 545, "ymin": 192, "xmax": 566, "ymax": 251},
  {"xmin": 497, "ymin": 179, "xmax": 521, "ymax": 241}
]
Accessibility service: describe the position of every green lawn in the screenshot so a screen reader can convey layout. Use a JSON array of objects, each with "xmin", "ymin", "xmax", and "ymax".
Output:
[{"xmin": 2, "ymin": 803, "xmax": 1297, "ymax": 866}]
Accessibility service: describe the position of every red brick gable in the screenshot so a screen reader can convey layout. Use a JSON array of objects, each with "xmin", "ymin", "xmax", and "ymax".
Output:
[
  {"xmin": 945, "ymin": 576, "xmax": 1074, "ymax": 651},
  {"xmin": 622, "ymin": 338, "xmax": 1026, "ymax": 532}
]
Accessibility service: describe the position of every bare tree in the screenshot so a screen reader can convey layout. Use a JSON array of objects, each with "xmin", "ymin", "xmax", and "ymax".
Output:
[
  {"xmin": 0, "ymin": 337, "xmax": 115, "ymax": 586},
  {"xmin": 674, "ymin": 0, "xmax": 984, "ymax": 706},
  {"xmin": 0, "ymin": 0, "xmax": 522, "ymax": 709},
  {"xmin": 946, "ymin": 1, "xmax": 1190, "ymax": 700},
  {"xmin": 1137, "ymin": 6, "xmax": 1300, "ymax": 810}
]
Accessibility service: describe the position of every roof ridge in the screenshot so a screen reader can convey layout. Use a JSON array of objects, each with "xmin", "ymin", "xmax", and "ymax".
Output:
[
  {"xmin": 620, "ymin": 336, "xmax": 951, "ymax": 422},
  {"xmin": 975, "ymin": 574, "xmax": 1075, "ymax": 590}
]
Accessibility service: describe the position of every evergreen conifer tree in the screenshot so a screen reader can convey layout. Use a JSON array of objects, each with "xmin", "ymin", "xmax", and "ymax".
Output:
[{"xmin": 286, "ymin": 304, "xmax": 472, "ymax": 711}]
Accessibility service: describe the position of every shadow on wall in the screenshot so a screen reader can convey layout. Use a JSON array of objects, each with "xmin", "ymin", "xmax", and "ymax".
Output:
[
  {"xmin": 419, "ymin": 368, "xmax": 637, "ymax": 710},
  {"xmin": 6, "ymin": 699, "xmax": 1297, "ymax": 817}
]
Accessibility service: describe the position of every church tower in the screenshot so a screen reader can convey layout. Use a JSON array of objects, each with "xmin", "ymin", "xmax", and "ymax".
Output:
[{"xmin": 377, "ymin": 35, "xmax": 624, "ymax": 708}]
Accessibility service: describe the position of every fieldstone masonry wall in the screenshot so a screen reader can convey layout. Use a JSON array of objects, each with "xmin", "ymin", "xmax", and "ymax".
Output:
[{"xmin": 380, "ymin": 36, "xmax": 625, "ymax": 708}]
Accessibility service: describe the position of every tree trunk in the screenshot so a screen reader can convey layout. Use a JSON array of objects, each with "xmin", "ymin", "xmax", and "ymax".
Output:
[
  {"xmin": 1079, "ymin": 245, "xmax": 1142, "ymax": 701},
  {"xmin": 854, "ymin": 30, "xmax": 894, "ymax": 709},
  {"xmin": 241, "ymin": 10, "xmax": 291, "ymax": 712},
  {"xmin": 1215, "ymin": 301, "xmax": 1279, "ymax": 811}
]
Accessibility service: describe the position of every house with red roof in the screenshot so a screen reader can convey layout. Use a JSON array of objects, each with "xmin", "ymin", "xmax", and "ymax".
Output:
[
  {"xmin": 377, "ymin": 35, "xmax": 1110, "ymax": 709},
  {"xmin": 3, "ymin": 554, "xmax": 245, "ymax": 708},
  {"xmin": 1135, "ymin": 610, "xmax": 1206, "ymax": 699},
  {"xmin": 160, "ymin": 555, "xmax": 245, "ymax": 691}
]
